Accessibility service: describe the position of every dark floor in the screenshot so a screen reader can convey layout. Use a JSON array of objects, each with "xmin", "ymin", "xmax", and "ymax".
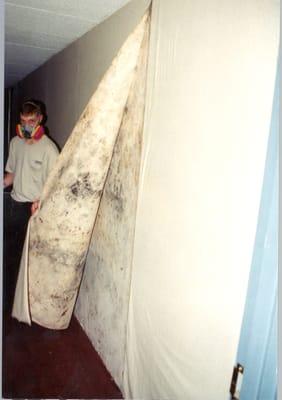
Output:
[
  {"xmin": 2, "ymin": 309, "xmax": 123, "ymax": 399},
  {"xmin": 2, "ymin": 194, "xmax": 123, "ymax": 399}
]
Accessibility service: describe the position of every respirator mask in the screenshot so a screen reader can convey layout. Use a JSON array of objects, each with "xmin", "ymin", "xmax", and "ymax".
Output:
[{"xmin": 16, "ymin": 123, "xmax": 45, "ymax": 140}]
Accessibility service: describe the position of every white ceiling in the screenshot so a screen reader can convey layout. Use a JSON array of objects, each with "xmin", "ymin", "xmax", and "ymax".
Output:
[{"xmin": 5, "ymin": 0, "xmax": 131, "ymax": 88}]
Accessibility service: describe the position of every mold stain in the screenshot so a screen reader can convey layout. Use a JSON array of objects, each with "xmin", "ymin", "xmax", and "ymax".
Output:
[
  {"xmin": 65, "ymin": 173, "xmax": 102, "ymax": 203},
  {"xmin": 30, "ymin": 239, "xmax": 77, "ymax": 266},
  {"xmin": 105, "ymin": 179, "xmax": 125, "ymax": 215}
]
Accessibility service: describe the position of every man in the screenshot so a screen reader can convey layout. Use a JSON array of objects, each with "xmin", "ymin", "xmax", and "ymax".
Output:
[{"xmin": 3, "ymin": 99, "xmax": 59, "ymax": 309}]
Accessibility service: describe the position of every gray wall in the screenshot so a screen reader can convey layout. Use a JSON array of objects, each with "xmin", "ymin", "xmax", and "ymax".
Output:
[{"xmin": 15, "ymin": 0, "xmax": 150, "ymax": 149}]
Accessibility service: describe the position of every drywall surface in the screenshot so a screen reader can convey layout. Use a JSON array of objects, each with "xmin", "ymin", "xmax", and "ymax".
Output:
[
  {"xmin": 75, "ymin": 22, "xmax": 149, "ymax": 386},
  {"xmin": 123, "ymin": 0, "xmax": 279, "ymax": 399},
  {"xmin": 16, "ymin": 0, "xmax": 151, "ymax": 149},
  {"xmin": 12, "ymin": 13, "xmax": 149, "ymax": 330}
]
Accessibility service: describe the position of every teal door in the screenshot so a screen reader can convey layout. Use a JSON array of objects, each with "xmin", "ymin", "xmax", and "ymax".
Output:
[{"xmin": 231, "ymin": 70, "xmax": 278, "ymax": 400}]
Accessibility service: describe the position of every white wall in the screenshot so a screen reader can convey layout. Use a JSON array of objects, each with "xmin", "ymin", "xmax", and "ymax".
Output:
[{"xmin": 123, "ymin": 0, "xmax": 279, "ymax": 399}]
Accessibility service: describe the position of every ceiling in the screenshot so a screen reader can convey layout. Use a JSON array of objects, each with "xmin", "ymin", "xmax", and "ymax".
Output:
[{"xmin": 5, "ymin": 0, "xmax": 130, "ymax": 88}]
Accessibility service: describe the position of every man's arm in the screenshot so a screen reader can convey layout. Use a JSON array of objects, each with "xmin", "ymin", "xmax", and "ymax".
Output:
[{"xmin": 4, "ymin": 172, "xmax": 14, "ymax": 189}]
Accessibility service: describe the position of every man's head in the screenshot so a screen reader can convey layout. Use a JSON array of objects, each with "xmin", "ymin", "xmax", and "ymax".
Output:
[{"xmin": 18, "ymin": 100, "xmax": 44, "ymax": 140}]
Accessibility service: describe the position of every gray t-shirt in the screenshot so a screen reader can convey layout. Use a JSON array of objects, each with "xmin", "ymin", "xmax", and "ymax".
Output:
[{"xmin": 5, "ymin": 135, "xmax": 59, "ymax": 202}]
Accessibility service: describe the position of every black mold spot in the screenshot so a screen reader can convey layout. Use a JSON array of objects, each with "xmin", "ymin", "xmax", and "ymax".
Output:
[
  {"xmin": 106, "ymin": 181, "xmax": 124, "ymax": 214},
  {"xmin": 71, "ymin": 185, "xmax": 79, "ymax": 196},
  {"xmin": 30, "ymin": 239, "xmax": 77, "ymax": 266},
  {"xmin": 51, "ymin": 294, "xmax": 61, "ymax": 300},
  {"xmin": 65, "ymin": 173, "xmax": 101, "ymax": 203}
]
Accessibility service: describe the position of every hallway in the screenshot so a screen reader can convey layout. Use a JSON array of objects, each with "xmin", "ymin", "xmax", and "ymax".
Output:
[{"xmin": 2, "ymin": 311, "xmax": 123, "ymax": 398}]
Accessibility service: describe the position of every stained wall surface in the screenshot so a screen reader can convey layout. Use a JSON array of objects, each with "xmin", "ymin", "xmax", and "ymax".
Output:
[
  {"xmin": 123, "ymin": 0, "xmax": 279, "ymax": 399},
  {"xmin": 75, "ymin": 20, "xmax": 149, "ymax": 387},
  {"xmin": 12, "ymin": 14, "xmax": 149, "ymax": 331}
]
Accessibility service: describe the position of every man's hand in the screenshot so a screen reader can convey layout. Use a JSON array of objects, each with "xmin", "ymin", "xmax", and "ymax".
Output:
[
  {"xmin": 4, "ymin": 172, "xmax": 14, "ymax": 189},
  {"xmin": 31, "ymin": 200, "xmax": 40, "ymax": 215}
]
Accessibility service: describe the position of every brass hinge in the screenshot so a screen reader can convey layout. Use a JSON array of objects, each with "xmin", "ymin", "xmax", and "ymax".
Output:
[{"xmin": 230, "ymin": 363, "xmax": 244, "ymax": 400}]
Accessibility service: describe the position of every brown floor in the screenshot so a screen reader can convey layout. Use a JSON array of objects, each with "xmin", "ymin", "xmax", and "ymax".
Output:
[
  {"xmin": 2, "ymin": 311, "xmax": 123, "ymax": 399},
  {"xmin": 2, "ymin": 193, "xmax": 123, "ymax": 399}
]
